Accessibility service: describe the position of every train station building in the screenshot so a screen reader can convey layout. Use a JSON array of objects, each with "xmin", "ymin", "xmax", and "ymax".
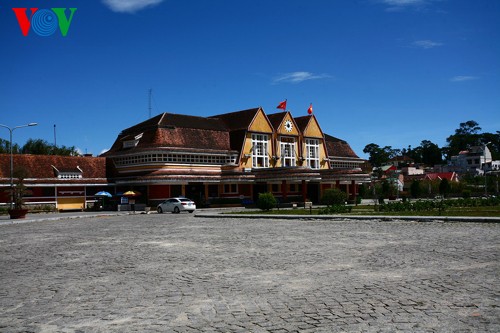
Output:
[{"xmin": 0, "ymin": 107, "xmax": 369, "ymax": 209}]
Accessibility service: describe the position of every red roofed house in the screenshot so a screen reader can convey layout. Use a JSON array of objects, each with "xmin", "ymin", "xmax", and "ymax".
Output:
[
  {"xmin": 424, "ymin": 172, "xmax": 459, "ymax": 182},
  {"xmin": 0, "ymin": 154, "xmax": 110, "ymax": 210}
]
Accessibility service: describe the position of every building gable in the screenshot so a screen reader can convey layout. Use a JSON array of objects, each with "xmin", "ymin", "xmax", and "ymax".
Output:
[
  {"xmin": 301, "ymin": 115, "xmax": 324, "ymax": 138},
  {"xmin": 248, "ymin": 108, "xmax": 274, "ymax": 133},
  {"xmin": 270, "ymin": 112, "xmax": 300, "ymax": 136}
]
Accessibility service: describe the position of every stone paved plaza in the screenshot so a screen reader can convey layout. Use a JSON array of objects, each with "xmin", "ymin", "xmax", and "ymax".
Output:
[{"xmin": 0, "ymin": 214, "xmax": 498, "ymax": 332}]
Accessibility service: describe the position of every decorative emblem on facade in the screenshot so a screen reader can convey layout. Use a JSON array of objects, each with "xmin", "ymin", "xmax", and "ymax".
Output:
[{"xmin": 284, "ymin": 120, "xmax": 293, "ymax": 132}]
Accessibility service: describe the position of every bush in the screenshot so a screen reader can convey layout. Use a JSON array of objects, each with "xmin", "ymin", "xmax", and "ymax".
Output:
[
  {"xmin": 319, "ymin": 205, "xmax": 352, "ymax": 214},
  {"xmin": 321, "ymin": 188, "xmax": 347, "ymax": 206},
  {"xmin": 257, "ymin": 192, "xmax": 277, "ymax": 211},
  {"xmin": 462, "ymin": 190, "xmax": 471, "ymax": 199}
]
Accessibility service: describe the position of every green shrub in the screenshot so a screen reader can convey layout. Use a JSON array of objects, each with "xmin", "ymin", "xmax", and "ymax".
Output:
[
  {"xmin": 462, "ymin": 190, "xmax": 471, "ymax": 199},
  {"xmin": 319, "ymin": 205, "xmax": 352, "ymax": 214},
  {"xmin": 321, "ymin": 188, "xmax": 347, "ymax": 206},
  {"xmin": 257, "ymin": 192, "xmax": 277, "ymax": 211}
]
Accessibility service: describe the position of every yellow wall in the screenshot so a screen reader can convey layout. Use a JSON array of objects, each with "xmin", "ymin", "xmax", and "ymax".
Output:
[
  {"xmin": 248, "ymin": 109, "xmax": 274, "ymax": 133},
  {"xmin": 57, "ymin": 197, "xmax": 85, "ymax": 211},
  {"xmin": 302, "ymin": 116, "xmax": 324, "ymax": 138},
  {"xmin": 275, "ymin": 113, "xmax": 300, "ymax": 136}
]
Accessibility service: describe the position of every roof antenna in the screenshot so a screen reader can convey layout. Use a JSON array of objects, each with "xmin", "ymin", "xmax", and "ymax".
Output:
[{"xmin": 148, "ymin": 88, "xmax": 152, "ymax": 118}]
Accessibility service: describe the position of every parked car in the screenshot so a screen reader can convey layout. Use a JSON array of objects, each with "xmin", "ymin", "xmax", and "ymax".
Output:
[{"xmin": 157, "ymin": 197, "xmax": 196, "ymax": 214}]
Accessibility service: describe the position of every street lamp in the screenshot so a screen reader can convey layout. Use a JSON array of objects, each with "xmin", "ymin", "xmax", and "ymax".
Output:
[{"xmin": 0, "ymin": 122, "xmax": 38, "ymax": 209}]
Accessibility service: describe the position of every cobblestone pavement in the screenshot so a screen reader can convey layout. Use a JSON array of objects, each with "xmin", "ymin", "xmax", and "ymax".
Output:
[{"xmin": 0, "ymin": 214, "xmax": 498, "ymax": 332}]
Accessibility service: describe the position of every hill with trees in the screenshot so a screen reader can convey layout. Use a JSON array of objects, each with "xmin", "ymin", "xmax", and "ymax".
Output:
[{"xmin": 363, "ymin": 120, "xmax": 499, "ymax": 167}]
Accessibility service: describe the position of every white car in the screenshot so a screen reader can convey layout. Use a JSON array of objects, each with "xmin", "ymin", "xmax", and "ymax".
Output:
[{"xmin": 157, "ymin": 197, "xmax": 196, "ymax": 214}]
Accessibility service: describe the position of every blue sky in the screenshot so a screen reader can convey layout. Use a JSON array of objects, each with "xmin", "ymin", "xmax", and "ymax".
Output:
[{"xmin": 1, "ymin": 0, "xmax": 499, "ymax": 158}]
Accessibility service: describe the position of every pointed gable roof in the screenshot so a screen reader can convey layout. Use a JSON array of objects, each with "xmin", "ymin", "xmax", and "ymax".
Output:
[
  {"xmin": 425, "ymin": 172, "xmax": 459, "ymax": 182},
  {"xmin": 294, "ymin": 114, "xmax": 324, "ymax": 138},
  {"xmin": 267, "ymin": 111, "xmax": 288, "ymax": 129},
  {"xmin": 294, "ymin": 115, "xmax": 311, "ymax": 133}
]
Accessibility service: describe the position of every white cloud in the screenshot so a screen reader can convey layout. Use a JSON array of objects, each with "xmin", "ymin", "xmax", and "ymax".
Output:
[
  {"xmin": 380, "ymin": 0, "xmax": 429, "ymax": 11},
  {"xmin": 272, "ymin": 71, "xmax": 331, "ymax": 84},
  {"xmin": 450, "ymin": 76, "xmax": 479, "ymax": 82},
  {"xmin": 102, "ymin": 0, "xmax": 165, "ymax": 13},
  {"xmin": 412, "ymin": 40, "xmax": 443, "ymax": 49},
  {"xmin": 383, "ymin": 0, "xmax": 425, "ymax": 5}
]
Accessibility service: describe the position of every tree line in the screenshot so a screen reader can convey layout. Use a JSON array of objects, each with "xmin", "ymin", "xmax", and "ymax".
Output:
[
  {"xmin": 0, "ymin": 138, "xmax": 80, "ymax": 156},
  {"xmin": 363, "ymin": 120, "xmax": 500, "ymax": 167}
]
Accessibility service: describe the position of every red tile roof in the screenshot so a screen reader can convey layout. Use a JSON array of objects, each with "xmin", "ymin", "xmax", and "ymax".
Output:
[
  {"xmin": 425, "ymin": 172, "xmax": 459, "ymax": 182},
  {"xmin": 0, "ymin": 154, "xmax": 108, "ymax": 184},
  {"xmin": 209, "ymin": 108, "xmax": 261, "ymax": 131},
  {"xmin": 324, "ymin": 134, "xmax": 360, "ymax": 159},
  {"xmin": 104, "ymin": 112, "xmax": 234, "ymax": 155}
]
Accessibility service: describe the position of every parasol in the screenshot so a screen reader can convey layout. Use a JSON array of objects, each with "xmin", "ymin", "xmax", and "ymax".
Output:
[
  {"xmin": 123, "ymin": 190, "xmax": 141, "ymax": 197},
  {"xmin": 95, "ymin": 191, "xmax": 112, "ymax": 197}
]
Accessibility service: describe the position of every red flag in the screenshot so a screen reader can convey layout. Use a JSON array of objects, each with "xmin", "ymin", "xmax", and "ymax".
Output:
[
  {"xmin": 307, "ymin": 103, "xmax": 313, "ymax": 115},
  {"xmin": 276, "ymin": 99, "xmax": 287, "ymax": 110}
]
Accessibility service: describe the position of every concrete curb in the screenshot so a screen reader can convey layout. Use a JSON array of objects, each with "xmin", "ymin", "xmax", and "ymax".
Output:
[
  {"xmin": 0, "ymin": 212, "xmax": 132, "ymax": 226},
  {"xmin": 195, "ymin": 212, "xmax": 500, "ymax": 223}
]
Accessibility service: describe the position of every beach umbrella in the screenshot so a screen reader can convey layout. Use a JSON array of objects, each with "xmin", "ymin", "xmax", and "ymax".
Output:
[
  {"xmin": 123, "ymin": 190, "xmax": 141, "ymax": 197},
  {"xmin": 95, "ymin": 191, "xmax": 112, "ymax": 197}
]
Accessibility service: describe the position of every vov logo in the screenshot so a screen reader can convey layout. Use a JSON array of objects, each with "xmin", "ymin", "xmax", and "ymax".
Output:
[{"xmin": 13, "ymin": 8, "xmax": 77, "ymax": 37}]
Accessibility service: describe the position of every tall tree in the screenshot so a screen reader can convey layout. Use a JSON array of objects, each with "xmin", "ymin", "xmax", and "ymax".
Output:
[
  {"xmin": 21, "ymin": 139, "xmax": 80, "ymax": 156},
  {"xmin": 445, "ymin": 120, "xmax": 482, "ymax": 158},
  {"xmin": 22, "ymin": 139, "xmax": 52, "ymax": 155},
  {"xmin": 0, "ymin": 138, "xmax": 20, "ymax": 154},
  {"xmin": 420, "ymin": 140, "xmax": 443, "ymax": 165},
  {"xmin": 363, "ymin": 143, "xmax": 397, "ymax": 167},
  {"xmin": 481, "ymin": 131, "xmax": 500, "ymax": 160}
]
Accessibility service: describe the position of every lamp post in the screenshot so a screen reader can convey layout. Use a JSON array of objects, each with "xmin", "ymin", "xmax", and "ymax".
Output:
[{"xmin": 0, "ymin": 123, "xmax": 38, "ymax": 209}]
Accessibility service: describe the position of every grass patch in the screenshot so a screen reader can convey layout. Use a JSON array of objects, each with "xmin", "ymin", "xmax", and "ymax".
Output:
[{"xmin": 228, "ymin": 205, "xmax": 500, "ymax": 217}]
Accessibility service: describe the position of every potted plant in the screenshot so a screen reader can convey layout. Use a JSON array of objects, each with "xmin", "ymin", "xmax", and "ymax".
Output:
[{"xmin": 7, "ymin": 167, "xmax": 31, "ymax": 219}]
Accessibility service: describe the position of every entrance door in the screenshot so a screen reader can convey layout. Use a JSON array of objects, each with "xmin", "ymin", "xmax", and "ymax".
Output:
[
  {"xmin": 186, "ymin": 183, "xmax": 204, "ymax": 205},
  {"xmin": 307, "ymin": 183, "xmax": 320, "ymax": 204},
  {"xmin": 253, "ymin": 183, "xmax": 268, "ymax": 202}
]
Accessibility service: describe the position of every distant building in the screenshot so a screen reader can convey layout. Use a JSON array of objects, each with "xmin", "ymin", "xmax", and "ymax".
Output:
[
  {"xmin": 388, "ymin": 155, "xmax": 414, "ymax": 168},
  {"xmin": 401, "ymin": 166, "xmax": 424, "ymax": 176},
  {"xmin": 424, "ymin": 172, "xmax": 460, "ymax": 183},
  {"xmin": 448, "ymin": 144, "xmax": 492, "ymax": 174}
]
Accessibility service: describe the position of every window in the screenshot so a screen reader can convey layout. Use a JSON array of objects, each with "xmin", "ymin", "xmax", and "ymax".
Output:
[
  {"xmin": 223, "ymin": 184, "xmax": 238, "ymax": 194},
  {"xmin": 123, "ymin": 133, "xmax": 143, "ymax": 149},
  {"xmin": 58, "ymin": 172, "xmax": 82, "ymax": 179},
  {"xmin": 114, "ymin": 152, "xmax": 238, "ymax": 166},
  {"xmin": 280, "ymin": 137, "xmax": 296, "ymax": 167},
  {"xmin": 251, "ymin": 134, "xmax": 269, "ymax": 168},
  {"xmin": 305, "ymin": 138, "xmax": 320, "ymax": 169},
  {"xmin": 288, "ymin": 184, "xmax": 302, "ymax": 193}
]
